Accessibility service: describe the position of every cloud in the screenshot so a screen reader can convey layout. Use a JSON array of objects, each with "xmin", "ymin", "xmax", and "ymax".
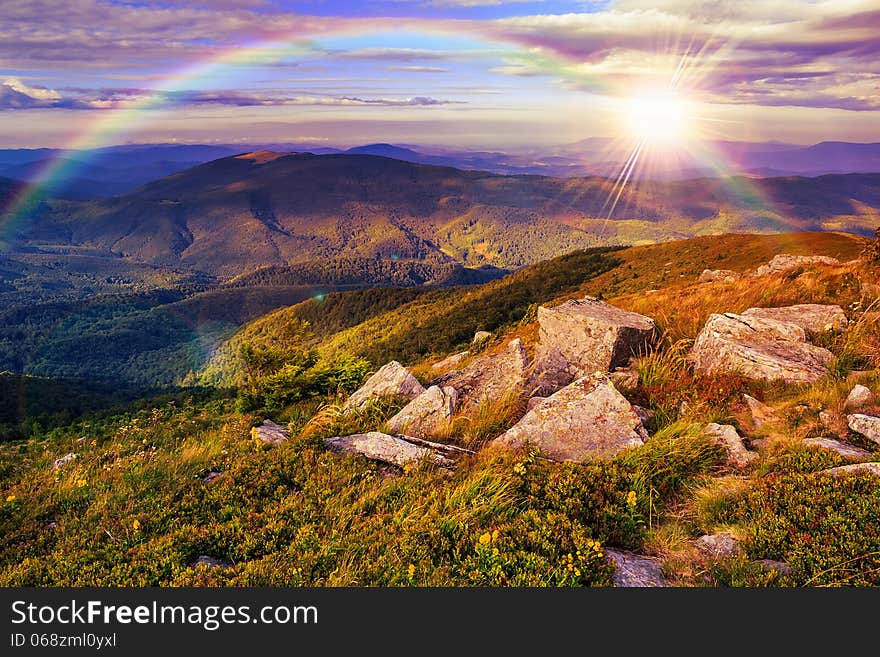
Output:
[
  {"xmin": 385, "ymin": 65, "xmax": 449, "ymax": 73},
  {"xmin": 330, "ymin": 48, "xmax": 453, "ymax": 62}
]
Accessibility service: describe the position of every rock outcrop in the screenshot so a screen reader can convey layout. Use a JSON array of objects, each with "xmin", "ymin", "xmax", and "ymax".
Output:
[
  {"xmin": 530, "ymin": 296, "xmax": 657, "ymax": 394},
  {"xmin": 695, "ymin": 532, "xmax": 743, "ymax": 559},
  {"xmin": 343, "ymin": 361, "xmax": 425, "ymax": 412},
  {"xmin": 385, "ymin": 385, "xmax": 458, "ymax": 438},
  {"xmin": 492, "ymin": 372, "xmax": 647, "ymax": 463},
  {"xmin": 52, "ymin": 453, "xmax": 78, "ymax": 470},
  {"xmin": 847, "ymin": 414, "xmax": 880, "ymax": 445},
  {"xmin": 804, "ymin": 437, "xmax": 873, "ymax": 460},
  {"xmin": 252, "ymin": 420, "xmax": 289, "ymax": 445},
  {"xmin": 743, "ymin": 394, "xmax": 777, "ymax": 428},
  {"xmin": 741, "ymin": 304, "xmax": 847, "ymax": 336},
  {"xmin": 700, "ymin": 269, "xmax": 741, "ymax": 283},
  {"xmin": 606, "ymin": 550, "xmax": 668, "ymax": 587},
  {"xmin": 752, "ymin": 254, "xmax": 840, "ymax": 277},
  {"xmin": 690, "ymin": 312, "xmax": 834, "ymax": 384},
  {"xmin": 703, "ymin": 423, "xmax": 758, "ymax": 468},
  {"xmin": 845, "ymin": 385, "xmax": 874, "ymax": 410},
  {"xmin": 472, "ymin": 331, "xmax": 492, "ymax": 345},
  {"xmin": 193, "ymin": 555, "xmax": 232, "ymax": 569},
  {"xmin": 324, "ymin": 432, "xmax": 460, "ymax": 468},
  {"xmin": 431, "ymin": 351, "xmax": 469, "ymax": 371},
  {"xmin": 821, "ymin": 462, "xmax": 880, "ymax": 478},
  {"xmin": 433, "ymin": 338, "xmax": 529, "ymax": 411}
]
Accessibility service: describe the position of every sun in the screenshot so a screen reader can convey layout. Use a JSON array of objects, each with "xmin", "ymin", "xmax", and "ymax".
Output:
[{"xmin": 624, "ymin": 90, "xmax": 693, "ymax": 146}]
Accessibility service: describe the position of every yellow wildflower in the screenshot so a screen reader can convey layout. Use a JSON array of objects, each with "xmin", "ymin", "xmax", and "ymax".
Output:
[
  {"xmin": 407, "ymin": 564, "xmax": 416, "ymax": 578},
  {"xmin": 492, "ymin": 548, "xmax": 499, "ymax": 557},
  {"xmin": 491, "ymin": 529, "xmax": 499, "ymax": 542},
  {"xmin": 626, "ymin": 490, "xmax": 637, "ymax": 507},
  {"xmin": 132, "ymin": 519, "xmax": 141, "ymax": 531},
  {"xmin": 5, "ymin": 494, "xmax": 15, "ymax": 502},
  {"xmin": 77, "ymin": 479, "xmax": 87, "ymax": 488},
  {"xmin": 478, "ymin": 532, "xmax": 492, "ymax": 545}
]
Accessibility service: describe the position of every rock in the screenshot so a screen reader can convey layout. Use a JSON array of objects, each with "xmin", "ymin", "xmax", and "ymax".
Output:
[
  {"xmin": 193, "ymin": 555, "xmax": 231, "ymax": 569},
  {"xmin": 608, "ymin": 367, "xmax": 640, "ymax": 390},
  {"xmin": 632, "ymin": 405, "xmax": 653, "ymax": 425},
  {"xmin": 689, "ymin": 312, "xmax": 834, "ymax": 384},
  {"xmin": 492, "ymin": 372, "xmax": 647, "ymax": 463},
  {"xmin": 202, "ymin": 471, "xmax": 224, "ymax": 484},
  {"xmin": 45, "ymin": 521, "xmax": 58, "ymax": 530},
  {"xmin": 606, "ymin": 550, "xmax": 668, "ymax": 587},
  {"xmin": 531, "ymin": 296, "xmax": 657, "ymax": 394},
  {"xmin": 803, "ymin": 437, "xmax": 873, "ymax": 460},
  {"xmin": 526, "ymin": 396, "xmax": 546, "ymax": 412},
  {"xmin": 742, "ymin": 304, "xmax": 847, "ymax": 336},
  {"xmin": 751, "ymin": 438, "xmax": 769, "ymax": 451},
  {"xmin": 752, "ymin": 254, "xmax": 840, "ymax": 277},
  {"xmin": 703, "ymin": 423, "xmax": 758, "ymax": 468},
  {"xmin": 819, "ymin": 410, "xmax": 837, "ymax": 427},
  {"xmin": 743, "ymin": 394, "xmax": 776, "ymax": 428},
  {"xmin": 756, "ymin": 560, "xmax": 793, "ymax": 577},
  {"xmin": 431, "ymin": 351, "xmax": 469, "ymax": 371},
  {"xmin": 472, "ymin": 330, "xmax": 492, "ymax": 345},
  {"xmin": 385, "ymin": 386, "xmax": 458, "ymax": 438},
  {"xmin": 847, "ymin": 414, "xmax": 880, "ymax": 445},
  {"xmin": 324, "ymin": 432, "xmax": 455, "ymax": 468},
  {"xmin": 700, "ymin": 269, "xmax": 741, "ymax": 283},
  {"xmin": 821, "ymin": 462, "xmax": 880, "ymax": 477},
  {"xmin": 434, "ymin": 338, "xmax": 529, "ymax": 411},
  {"xmin": 52, "ymin": 453, "xmax": 77, "ymax": 470},
  {"xmin": 251, "ymin": 420, "xmax": 289, "ymax": 445},
  {"xmin": 695, "ymin": 532, "xmax": 743, "ymax": 559},
  {"xmin": 343, "ymin": 361, "xmax": 425, "ymax": 412},
  {"xmin": 75, "ymin": 436, "xmax": 88, "ymax": 444},
  {"xmin": 845, "ymin": 385, "xmax": 874, "ymax": 410}
]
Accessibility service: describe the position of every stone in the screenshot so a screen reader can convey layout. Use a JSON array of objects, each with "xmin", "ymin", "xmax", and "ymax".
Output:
[
  {"xmin": 526, "ymin": 396, "xmax": 546, "ymax": 412},
  {"xmin": 531, "ymin": 296, "xmax": 657, "ymax": 394},
  {"xmin": 803, "ymin": 437, "xmax": 873, "ymax": 460},
  {"xmin": 472, "ymin": 331, "xmax": 492, "ymax": 344},
  {"xmin": 741, "ymin": 304, "xmax": 847, "ymax": 336},
  {"xmin": 52, "ymin": 453, "xmax": 77, "ymax": 470},
  {"xmin": 251, "ymin": 420, "xmax": 289, "ymax": 445},
  {"xmin": 608, "ymin": 367, "xmax": 640, "ymax": 390},
  {"xmin": 492, "ymin": 372, "xmax": 647, "ymax": 463},
  {"xmin": 324, "ymin": 432, "xmax": 455, "ymax": 468},
  {"xmin": 689, "ymin": 312, "xmax": 834, "ymax": 384},
  {"xmin": 743, "ymin": 394, "xmax": 777, "ymax": 428},
  {"xmin": 632, "ymin": 405, "xmax": 653, "ymax": 425},
  {"xmin": 193, "ymin": 555, "xmax": 231, "ymax": 569},
  {"xmin": 699, "ymin": 269, "xmax": 741, "ymax": 283},
  {"xmin": 385, "ymin": 386, "xmax": 458, "ymax": 438},
  {"xmin": 845, "ymin": 385, "xmax": 874, "ymax": 410},
  {"xmin": 433, "ymin": 338, "xmax": 529, "ymax": 411},
  {"xmin": 606, "ymin": 550, "xmax": 668, "ymax": 587},
  {"xmin": 343, "ymin": 361, "xmax": 425, "ymax": 412},
  {"xmin": 819, "ymin": 410, "xmax": 837, "ymax": 427},
  {"xmin": 752, "ymin": 254, "xmax": 840, "ymax": 277},
  {"xmin": 695, "ymin": 532, "xmax": 743, "ymax": 559},
  {"xmin": 847, "ymin": 414, "xmax": 880, "ymax": 445},
  {"xmin": 202, "ymin": 471, "xmax": 224, "ymax": 484},
  {"xmin": 703, "ymin": 423, "xmax": 758, "ymax": 468},
  {"xmin": 431, "ymin": 351, "xmax": 469, "ymax": 371},
  {"xmin": 756, "ymin": 560, "xmax": 793, "ymax": 577},
  {"xmin": 821, "ymin": 462, "xmax": 880, "ymax": 477}
]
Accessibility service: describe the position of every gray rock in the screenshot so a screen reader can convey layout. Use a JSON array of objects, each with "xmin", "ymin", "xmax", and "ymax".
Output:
[
  {"xmin": 700, "ymin": 269, "xmax": 741, "ymax": 283},
  {"xmin": 690, "ymin": 312, "xmax": 834, "ymax": 384},
  {"xmin": 202, "ymin": 471, "xmax": 224, "ymax": 484},
  {"xmin": 704, "ymin": 423, "xmax": 758, "ymax": 468},
  {"xmin": 752, "ymin": 254, "xmax": 840, "ymax": 277},
  {"xmin": 52, "ymin": 453, "xmax": 78, "ymax": 470},
  {"xmin": 472, "ymin": 331, "xmax": 492, "ymax": 345},
  {"xmin": 526, "ymin": 396, "xmax": 546, "ymax": 412},
  {"xmin": 385, "ymin": 386, "xmax": 458, "ymax": 438},
  {"xmin": 847, "ymin": 414, "xmax": 880, "ymax": 445},
  {"xmin": 803, "ymin": 437, "xmax": 873, "ymax": 460},
  {"xmin": 695, "ymin": 532, "xmax": 743, "ymax": 559},
  {"xmin": 743, "ymin": 394, "xmax": 776, "ymax": 428},
  {"xmin": 756, "ymin": 560, "xmax": 793, "ymax": 577},
  {"xmin": 193, "ymin": 555, "xmax": 231, "ymax": 569},
  {"xmin": 530, "ymin": 296, "xmax": 657, "ymax": 394},
  {"xmin": 606, "ymin": 550, "xmax": 668, "ymax": 587},
  {"xmin": 434, "ymin": 338, "xmax": 529, "ymax": 411},
  {"xmin": 492, "ymin": 372, "xmax": 647, "ymax": 463},
  {"xmin": 821, "ymin": 462, "xmax": 880, "ymax": 477},
  {"xmin": 343, "ymin": 361, "xmax": 425, "ymax": 412},
  {"xmin": 324, "ymin": 432, "xmax": 454, "ymax": 468},
  {"xmin": 632, "ymin": 405, "xmax": 654, "ymax": 426},
  {"xmin": 251, "ymin": 420, "xmax": 289, "ymax": 445},
  {"xmin": 845, "ymin": 385, "xmax": 874, "ymax": 410},
  {"xmin": 608, "ymin": 367, "xmax": 640, "ymax": 390},
  {"xmin": 819, "ymin": 410, "xmax": 837, "ymax": 427},
  {"xmin": 431, "ymin": 351, "xmax": 469, "ymax": 371},
  {"xmin": 742, "ymin": 304, "xmax": 847, "ymax": 336}
]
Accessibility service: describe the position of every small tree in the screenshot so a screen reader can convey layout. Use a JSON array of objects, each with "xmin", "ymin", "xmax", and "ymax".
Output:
[{"xmin": 863, "ymin": 227, "xmax": 880, "ymax": 262}]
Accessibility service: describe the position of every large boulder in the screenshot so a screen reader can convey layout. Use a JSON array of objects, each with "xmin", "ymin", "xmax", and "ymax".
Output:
[
  {"xmin": 324, "ymin": 432, "xmax": 456, "ymax": 468},
  {"xmin": 343, "ymin": 361, "xmax": 425, "ymax": 412},
  {"xmin": 741, "ymin": 304, "xmax": 847, "ymax": 336},
  {"xmin": 703, "ymin": 423, "xmax": 757, "ymax": 469},
  {"xmin": 492, "ymin": 372, "xmax": 647, "ymax": 463},
  {"xmin": 431, "ymin": 351, "xmax": 469, "ymax": 371},
  {"xmin": 433, "ymin": 338, "xmax": 529, "ymax": 411},
  {"xmin": 606, "ymin": 550, "xmax": 668, "ymax": 587},
  {"xmin": 530, "ymin": 296, "xmax": 657, "ymax": 394},
  {"xmin": 752, "ymin": 254, "xmax": 840, "ymax": 277},
  {"xmin": 804, "ymin": 437, "xmax": 873, "ymax": 460},
  {"xmin": 251, "ymin": 420, "xmax": 289, "ymax": 445},
  {"xmin": 385, "ymin": 385, "xmax": 458, "ymax": 438},
  {"xmin": 845, "ymin": 385, "xmax": 874, "ymax": 410},
  {"xmin": 847, "ymin": 414, "xmax": 880, "ymax": 445},
  {"xmin": 821, "ymin": 462, "xmax": 880, "ymax": 478},
  {"xmin": 689, "ymin": 312, "xmax": 834, "ymax": 384}
]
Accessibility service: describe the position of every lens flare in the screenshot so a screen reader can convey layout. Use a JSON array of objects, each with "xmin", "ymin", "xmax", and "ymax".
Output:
[{"xmin": 624, "ymin": 91, "xmax": 693, "ymax": 146}]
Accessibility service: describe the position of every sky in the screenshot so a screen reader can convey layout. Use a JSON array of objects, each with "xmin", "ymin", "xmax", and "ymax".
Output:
[{"xmin": 0, "ymin": 0, "xmax": 878, "ymax": 149}]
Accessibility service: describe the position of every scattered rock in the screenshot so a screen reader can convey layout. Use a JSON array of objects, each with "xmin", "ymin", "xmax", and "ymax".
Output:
[
  {"xmin": 819, "ymin": 410, "xmax": 837, "ymax": 427},
  {"xmin": 750, "ymin": 438, "xmax": 769, "ymax": 451},
  {"xmin": 821, "ymin": 462, "xmax": 880, "ymax": 477},
  {"xmin": 343, "ymin": 361, "xmax": 425, "ymax": 412},
  {"xmin": 531, "ymin": 296, "xmax": 657, "ymax": 394},
  {"xmin": 324, "ymin": 432, "xmax": 455, "ymax": 468},
  {"xmin": 434, "ymin": 338, "xmax": 529, "ymax": 411},
  {"xmin": 431, "ymin": 351, "xmax": 469, "ymax": 371},
  {"xmin": 52, "ymin": 453, "xmax": 78, "ymax": 470},
  {"xmin": 606, "ymin": 550, "xmax": 668, "ymax": 587},
  {"xmin": 743, "ymin": 394, "xmax": 777, "ymax": 428},
  {"xmin": 608, "ymin": 367, "xmax": 640, "ymax": 390},
  {"xmin": 847, "ymin": 414, "xmax": 880, "ymax": 445},
  {"xmin": 756, "ymin": 560, "xmax": 793, "ymax": 577},
  {"xmin": 632, "ymin": 405, "xmax": 653, "ymax": 426},
  {"xmin": 385, "ymin": 386, "xmax": 458, "ymax": 438},
  {"xmin": 492, "ymin": 372, "xmax": 647, "ymax": 463},
  {"xmin": 803, "ymin": 437, "xmax": 873, "ymax": 460},
  {"xmin": 741, "ymin": 304, "xmax": 847, "ymax": 336},
  {"xmin": 700, "ymin": 269, "xmax": 741, "ymax": 283},
  {"xmin": 193, "ymin": 555, "xmax": 232, "ymax": 569},
  {"xmin": 251, "ymin": 420, "xmax": 289, "ymax": 445},
  {"xmin": 76, "ymin": 436, "xmax": 88, "ymax": 444},
  {"xmin": 690, "ymin": 312, "xmax": 834, "ymax": 384},
  {"xmin": 704, "ymin": 423, "xmax": 758, "ymax": 468},
  {"xmin": 472, "ymin": 330, "xmax": 492, "ymax": 345},
  {"xmin": 202, "ymin": 471, "xmax": 224, "ymax": 484},
  {"xmin": 695, "ymin": 532, "xmax": 743, "ymax": 559},
  {"xmin": 45, "ymin": 521, "xmax": 58, "ymax": 530},
  {"xmin": 845, "ymin": 385, "xmax": 874, "ymax": 410},
  {"xmin": 752, "ymin": 254, "xmax": 840, "ymax": 277}
]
